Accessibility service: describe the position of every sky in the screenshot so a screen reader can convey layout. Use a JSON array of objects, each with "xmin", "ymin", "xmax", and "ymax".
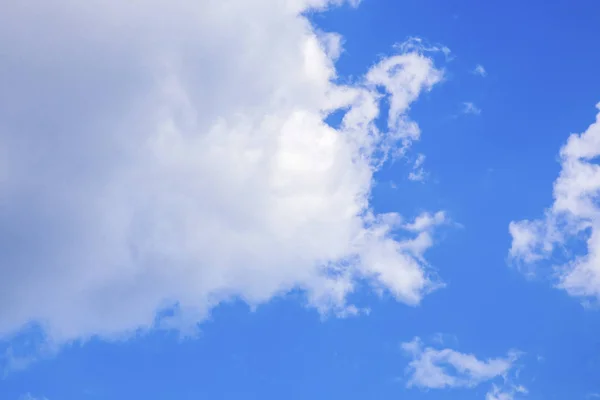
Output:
[{"xmin": 1, "ymin": 0, "xmax": 600, "ymax": 399}]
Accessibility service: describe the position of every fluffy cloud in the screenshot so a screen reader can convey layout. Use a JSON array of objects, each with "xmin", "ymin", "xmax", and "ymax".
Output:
[
  {"xmin": 509, "ymin": 103, "xmax": 600, "ymax": 299},
  {"xmin": 401, "ymin": 337, "xmax": 520, "ymax": 389},
  {"xmin": 0, "ymin": 0, "xmax": 447, "ymax": 343}
]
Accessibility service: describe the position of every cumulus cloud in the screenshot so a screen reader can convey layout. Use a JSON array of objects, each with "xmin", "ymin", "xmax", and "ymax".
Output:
[
  {"xmin": 0, "ymin": 0, "xmax": 448, "ymax": 344},
  {"xmin": 401, "ymin": 337, "xmax": 520, "ymax": 389},
  {"xmin": 508, "ymin": 103, "xmax": 600, "ymax": 299}
]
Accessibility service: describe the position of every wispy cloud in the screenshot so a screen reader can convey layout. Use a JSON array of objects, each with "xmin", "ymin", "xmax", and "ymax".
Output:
[
  {"xmin": 396, "ymin": 37, "xmax": 453, "ymax": 61},
  {"xmin": 462, "ymin": 102, "xmax": 482, "ymax": 115},
  {"xmin": 401, "ymin": 337, "xmax": 521, "ymax": 390},
  {"xmin": 1, "ymin": 327, "xmax": 57, "ymax": 377},
  {"xmin": 430, "ymin": 333, "xmax": 458, "ymax": 347},
  {"xmin": 408, "ymin": 154, "xmax": 427, "ymax": 181},
  {"xmin": 473, "ymin": 64, "xmax": 487, "ymax": 77},
  {"xmin": 486, "ymin": 383, "xmax": 528, "ymax": 400},
  {"xmin": 20, "ymin": 394, "xmax": 48, "ymax": 400}
]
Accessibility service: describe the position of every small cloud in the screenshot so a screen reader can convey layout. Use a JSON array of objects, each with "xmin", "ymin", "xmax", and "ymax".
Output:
[
  {"xmin": 401, "ymin": 337, "xmax": 521, "ymax": 390},
  {"xmin": 408, "ymin": 169, "xmax": 425, "ymax": 182},
  {"xmin": 486, "ymin": 383, "xmax": 528, "ymax": 400},
  {"xmin": 430, "ymin": 332, "xmax": 458, "ymax": 346},
  {"xmin": 395, "ymin": 37, "xmax": 453, "ymax": 61},
  {"xmin": 403, "ymin": 211, "xmax": 446, "ymax": 232},
  {"xmin": 462, "ymin": 102, "xmax": 482, "ymax": 115},
  {"xmin": 473, "ymin": 64, "xmax": 487, "ymax": 77},
  {"xmin": 20, "ymin": 394, "xmax": 48, "ymax": 400},
  {"xmin": 408, "ymin": 154, "xmax": 427, "ymax": 182}
]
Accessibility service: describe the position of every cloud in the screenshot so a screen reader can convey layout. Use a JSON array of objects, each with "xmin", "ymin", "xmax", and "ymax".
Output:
[
  {"xmin": 0, "ymin": 0, "xmax": 447, "ymax": 344},
  {"xmin": 408, "ymin": 154, "xmax": 427, "ymax": 182},
  {"xmin": 486, "ymin": 384, "xmax": 528, "ymax": 400},
  {"xmin": 508, "ymin": 103, "xmax": 600, "ymax": 299},
  {"xmin": 396, "ymin": 37, "xmax": 452, "ymax": 61},
  {"xmin": 473, "ymin": 64, "xmax": 487, "ymax": 77},
  {"xmin": 20, "ymin": 394, "xmax": 48, "ymax": 400},
  {"xmin": 401, "ymin": 337, "xmax": 520, "ymax": 389},
  {"xmin": 1, "ymin": 326, "xmax": 56, "ymax": 376},
  {"xmin": 462, "ymin": 102, "xmax": 482, "ymax": 115},
  {"xmin": 430, "ymin": 332, "xmax": 458, "ymax": 346},
  {"xmin": 404, "ymin": 212, "xmax": 447, "ymax": 233},
  {"xmin": 2, "ymin": 347, "xmax": 38, "ymax": 376},
  {"xmin": 486, "ymin": 385, "xmax": 513, "ymax": 400}
]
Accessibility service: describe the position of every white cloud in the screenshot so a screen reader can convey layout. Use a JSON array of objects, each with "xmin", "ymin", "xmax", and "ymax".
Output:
[
  {"xmin": 396, "ymin": 37, "xmax": 452, "ymax": 61},
  {"xmin": 0, "ymin": 0, "xmax": 447, "ymax": 343},
  {"xmin": 508, "ymin": 103, "xmax": 600, "ymax": 299},
  {"xmin": 486, "ymin": 386, "xmax": 513, "ymax": 400},
  {"xmin": 401, "ymin": 337, "xmax": 520, "ymax": 389},
  {"xmin": 473, "ymin": 64, "xmax": 487, "ymax": 77},
  {"xmin": 486, "ymin": 383, "xmax": 528, "ymax": 400},
  {"xmin": 404, "ymin": 211, "xmax": 447, "ymax": 232},
  {"xmin": 408, "ymin": 154, "xmax": 427, "ymax": 182},
  {"xmin": 463, "ymin": 102, "xmax": 482, "ymax": 115}
]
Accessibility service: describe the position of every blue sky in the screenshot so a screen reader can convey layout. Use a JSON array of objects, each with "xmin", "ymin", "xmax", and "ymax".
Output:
[{"xmin": 2, "ymin": 0, "xmax": 600, "ymax": 399}]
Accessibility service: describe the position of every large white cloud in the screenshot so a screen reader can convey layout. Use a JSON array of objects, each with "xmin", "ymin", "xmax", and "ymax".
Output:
[
  {"xmin": 509, "ymin": 103, "xmax": 600, "ymax": 299},
  {"xmin": 0, "ymin": 0, "xmax": 447, "ymax": 343}
]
